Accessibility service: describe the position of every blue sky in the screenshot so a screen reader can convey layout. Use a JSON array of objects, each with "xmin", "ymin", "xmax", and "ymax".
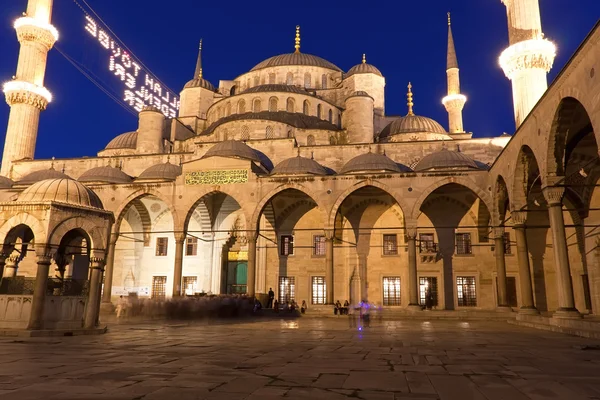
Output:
[{"xmin": 0, "ymin": 0, "xmax": 598, "ymax": 160}]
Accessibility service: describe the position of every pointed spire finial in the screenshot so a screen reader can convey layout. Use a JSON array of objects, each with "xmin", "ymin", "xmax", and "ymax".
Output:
[
  {"xmin": 407, "ymin": 82, "xmax": 415, "ymax": 116},
  {"xmin": 447, "ymin": 13, "xmax": 458, "ymax": 70},
  {"xmin": 362, "ymin": 54, "xmax": 366, "ymax": 64},
  {"xmin": 50, "ymin": 156, "xmax": 55, "ymax": 170},
  {"xmin": 448, "ymin": 11, "xmax": 451, "ymax": 26},
  {"xmin": 295, "ymin": 25, "xmax": 301, "ymax": 53},
  {"xmin": 194, "ymin": 39, "xmax": 203, "ymax": 79}
]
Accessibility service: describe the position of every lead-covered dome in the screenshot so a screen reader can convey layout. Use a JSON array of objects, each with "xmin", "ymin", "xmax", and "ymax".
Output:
[
  {"xmin": 251, "ymin": 53, "xmax": 342, "ymax": 72},
  {"xmin": 78, "ymin": 165, "xmax": 133, "ymax": 184},
  {"xmin": 184, "ymin": 77, "xmax": 216, "ymax": 91},
  {"xmin": 105, "ymin": 131, "xmax": 138, "ymax": 150},
  {"xmin": 18, "ymin": 167, "xmax": 71, "ymax": 186},
  {"xmin": 138, "ymin": 162, "xmax": 182, "ymax": 181},
  {"xmin": 381, "ymin": 114, "xmax": 447, "ymax": 138},
  {"xmin": 414, "ymin": 149, "xmax": 480, "ymax": 172},
  {"xmin": 202, "ymin": 140, "xmax": 261, "ymax": 163},
  {"xmin": 18, "ymin": 178, "xmax": 103, "ymax": 209},
  {"xmin": 341, "ymin": 152, "xmax": 406, "ymax": 174},
  {"xmin": 271, "ymin": 155, "xmax": 328, "ymax": 175},
  {"xmin": 242, "ymin": 84, "xmax": 309, "ymax": 95},
  {"xmin": 346, "ymin": 56, "xmax": 382, "ymax": 78}
]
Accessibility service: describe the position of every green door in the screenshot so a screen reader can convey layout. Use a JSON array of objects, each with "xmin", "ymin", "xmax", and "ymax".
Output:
[{"xmin": 227, "ymin": 261, "xmax": 247, "ymax": 294}]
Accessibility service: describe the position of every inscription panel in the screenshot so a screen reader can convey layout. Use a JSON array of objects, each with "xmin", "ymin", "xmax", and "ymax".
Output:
[{"xmin": 185, "ymin": 169, "xmax": 248, "ymax": 185}]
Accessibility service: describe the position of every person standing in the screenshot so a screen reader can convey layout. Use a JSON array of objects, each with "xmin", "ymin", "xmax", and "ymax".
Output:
[
  {"xmin": 267, "ymin": 288, "xmax": 275, "ymax": 308},
  {"xmin": 301, "ymin": 300, "xmax": 307, "ymax": 314}
]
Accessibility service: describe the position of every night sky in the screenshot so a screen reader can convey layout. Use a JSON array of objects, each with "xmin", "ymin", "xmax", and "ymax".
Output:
[{"xmin": 0, "ymin": 0, "xmax": 599, "ymax": 161}]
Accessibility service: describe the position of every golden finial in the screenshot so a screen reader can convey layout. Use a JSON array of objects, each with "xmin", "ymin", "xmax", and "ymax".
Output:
[
  {"xmin": 448, "ymin": 12, "xmax": 451, "ymax": 26},
  {"xmin": 362, "ymin": 54, "xmax": 366, "ymax": 64},
  {"xmin": 295, "ymin": 25, "xmax": 301, "ymax": 53},
  {"xmin": 407, "ymin": 82, "xmax": 414, "ymax": 116}
]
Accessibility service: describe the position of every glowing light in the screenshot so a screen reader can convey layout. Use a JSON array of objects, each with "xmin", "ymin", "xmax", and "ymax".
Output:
[
  {"xmin": 3, "ymin": 80, "xmax": 52, "ymax": 103},
  {"xmin": 14, "ymin": 17, "xmax": 59, "ymax": 41},
  {"xmin": 83, "ymin": 15, "xmax": 179, "ymax": 118},
  {"xmin": 442, "ymin": 93, "xmax": 467, "ymax": 107},
  {"xmin": 499, "ymin": 38, "xmax": 556, "ymax": 79}
]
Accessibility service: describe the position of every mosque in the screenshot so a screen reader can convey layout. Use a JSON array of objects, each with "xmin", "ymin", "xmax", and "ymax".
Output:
[{"xmin": 0, "ymin": 0, "xmax": 599, "ymax": 331}]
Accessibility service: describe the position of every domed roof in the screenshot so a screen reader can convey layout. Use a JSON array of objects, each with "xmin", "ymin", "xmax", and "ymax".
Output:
[
  {"xmin": 251, "ymin": 53, "xmax": 342, "ymax": 72},
  {"xmin": 184, "ymin": 77, "xmax": 216, "ymax": 91},
  {"xmin": 271, "ymin": 155, "xmax": 328, "ymax": 175},
  {"xmin": 346, "ymin": 56, "xmax": 382, "ymax": 78},
  {"xmin": 138, "ymin": 162, "xmax": 182, "ymax": 181},
  {"xmin": 340, "ymin": 152, "xmax": 404, "ymax": 174},
  {"xmin": 242, "ymin": 84, "xmax": 309, "ymax": 95},
  {"xmin": 346, "ymin": 91, "xmax": 373, "ymax": 101},
  {"xmin": 0, "ymin": 176, "xmax": 13, "ymax": 189},
  {"xmin": 78, "ymin": 165, "xmax": 133, "ymax": 184},
  {"xmin": 105, "ymin": 131, "xmax": 138, "ymax": 150},
  {"xmin": 18, "ymin": 178, "xmax": 103, "ymax": 209},
  {"xmin": 202, "ymin": 140, "xmax": 261, "ymax": 163},
  {"xmin": 381, "ymin": 114, "xmax": 447, "ymax": 138},
  {"xmin": 414, "ymin": 149, "xmax": 480, "ymax": 172},
  {"xmin": 18, "ymin": 167, "xmax": 71, "ymax": 185}
]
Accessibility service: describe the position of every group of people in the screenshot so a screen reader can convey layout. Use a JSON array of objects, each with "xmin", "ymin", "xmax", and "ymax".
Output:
[
  {"xmin": 266, "ymin": 288, "xmax": 308, "ymax": 314},
  {"xmin": 334, "ymin": 300, "xmax": 350, "ymax": 315}
]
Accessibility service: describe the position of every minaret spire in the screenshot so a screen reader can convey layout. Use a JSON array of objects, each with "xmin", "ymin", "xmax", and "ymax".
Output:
[
  {"xmin": 362, "ymin": 54, "xmax": 366, "ymax": 64},
  {"xmin": 194, "ymin": 39, "xmax": 203, "ymax": 79},
  {"xmin": 442, "ymin": 12, "xmax": 467, "ymax": 135},
  {"xmin": 407, "ymin": 82, "xmax": 414, "ymax": 116},
  {"xmin": 1, "ymin": 0, "xmax": 58, "ymax": 176},
  {"xmin": 294, "ymin": 25, "xmax": 301, "ymax": 53}
]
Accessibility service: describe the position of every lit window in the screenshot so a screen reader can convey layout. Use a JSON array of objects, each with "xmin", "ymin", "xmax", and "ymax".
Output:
[
  {"xmin": 457, "ymin": 276, "xmax": 477, "ymax": 306},
  {"xmin": 269, "ymin": 97, "xmax": 278, "ymax": 112},
  {"xmin": 307, "ymin": 135, "xmax": 316, "ymax": 146},
  {"xmin": 265, "ymin": 126, "xmax": 274, "ymax": 139},
  {"xmin": 419, "ymin": 233, "xmax": 436, "ymax": 253},
  {"xmin": 504, "ymin": 232, "xmax": 511, "ymax": 255},
  {"xmin": 419, "ymin": 277, "xmax": 438, "ymax": 306},
  {"xmin": 241, "ymin": 125, "xmax": 250, "ymax": 140},
  {"xmin": 456, "ymin": 233, "xmax": 472, "ymax": 255},
  {"xmin": 156, "ymin": 237, "xmax": 168, "ymax": 256},
  {"xmin": 303, "ymin": 100, "xmax": 310, "ymax": 115},
  {"xmin": 280, "ymin": 235, "xmax": 294, "ymax": 256},
  {"xmin": 237, "ymin": 99, "xmax": 246, "ymax": 113},
  {"xmin": 383, "ymin": 234, "xmax": 398, "ymax": 255},
  {"xmin": 183, "ymin": 276, "xmax": 197, "ymax": 295},
  {"xmin": 151, "ymin": 276, "xmax": 167, "ymax": 299},
  {"xmin": 383, "ymin": 277, "xmax": 401, "ymax": 306},
  {"xmin": 286, "ymin": 97, "xmax": 295, "ymax": 112},
  {"xmin": 312, "ymin": 276, "xmax": 326, "ymax": 305},
  {"xmin": 186, "ymin": 237, "xmax": 198, "ymax": 256},
  {"xmin": 279, "ymin": 276, "xmax": 295, "ymax": 304},
  {"xmin": 313, "ymin": 235, "xmax": 326, "ymax": 256},
  {"xmin": 253, "ymin": 98, "xmax": 262, "ymax": 112}
]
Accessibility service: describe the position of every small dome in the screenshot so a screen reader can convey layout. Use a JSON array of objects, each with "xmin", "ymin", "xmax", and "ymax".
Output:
[
  {"xmin": 346, "ymin": 62, "xmax": 382, "ymax": 78},
  {"xmin": 341, "ymin": 152, "xmax": 404, "ymax": 174},
  {"xmin": 0, "ymin": 176, "xmax": 14, "ymax": 189},
  {"xmin": 414, "ymin": 149, "xmax": 480, "ymax": 172},
  {"xmin": 184, "ymin": 77, "xmax": 216, "ymax": 91},
  {"xmin": 78, "ymin": 165, "xmax": 133, "ymax": 184},
  {"xmin": 18, "ymin": 178, "xmax": 103, "ymax": 209},
  {"xmin": 251, "ymin": 53, "xmax": 342, "ymax": 72},
  {"xmin": 381, "ymin": 114, "xmax": 447, "ymax": 138},
  {"xmin": 105, "ymin": 131, "xmax": 138, "ymax": 150},
  {"xmin": 242, "ymin": 84, "xmax": 309, "ymax": 95},
  {"xmin": 201, "ymin": 140, "xmax": 261, "ymax": 163},
  {"xmin": 271, "ymin": 155, "xmax": 327, "ymax": 175},
  {"xmin": 138, "ymin": 162, "xmax": 182, "ymax": 181},
  {"xmin": 346, "ymin": 91, "xmax": 373, "ymax": 101},
  {"xmin": 141, "ymin": 105, "xmax": 161, "ymax": 113},
  {"xmin": 18, "ymin": 168, "xmax": 71, "ymax": 185}
]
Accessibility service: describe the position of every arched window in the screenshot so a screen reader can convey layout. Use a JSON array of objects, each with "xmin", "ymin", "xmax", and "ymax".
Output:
[
  {"xmin": 307, "ymin": 135, "xmax": 316, "ymax": 146},
  {"xmin": 222, "ymin": 129, "xmax": 228, "ymax": 141},
  {"xmin": 329, "ymin": 136, "xmax": 337, "ymax": 145},
  {"xmin": 268, "ymin": 73, "xmax": 276, "ymax": 84},
  {"xmin": 317, "ymin": 104, "xmax": 322, "ymax": 119},
  {"xmin": 286, "ymin": 97, "xmax": 295, "ymax": 113},
  {"xmin": 237, "ymin": 99, "xmax": 246, "ymax": 113},
  {"xmin": 253, "ymin": 98, "xmax": 262, "ymax": 112},
  {"xmin": 286, "ymin": 72, "xmax": 293, "ymax": 85},
  {"xmin": 268, "ymin": 97, "xmax": 278, "ymax": 112},
  {"xmin": 303, "ymin": 100, "xmax": 310, "ymax": 115},
  {"xmin": 266, "ymin": 126, "xmax": 274, "ymax": 139},
  {"xmin": 328, "ymin": 109, "xmax": 333, "ymax": 123},
  {"xmin": 241, "ymin": 125, "xmax": 250, "ymax": 141},
  {"xmin": 304, "ymin": 73, "xmax": 311, "ymax": 88},
  {"xmin": 321, "ymin": 74, "xmax": 327, "ymax": 89},
  {"xmin": 230, "ymin": 86, "xmax": 237, "ymax": 96},
  {"xmin": 225, "ymin": 102, "xmax": 231, "ymax": 116},
  {"xmin": 253, "ymin": 76, "xmax": 260, "ymax": 86}
]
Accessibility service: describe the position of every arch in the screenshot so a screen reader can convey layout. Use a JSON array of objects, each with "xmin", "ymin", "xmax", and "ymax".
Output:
[
  {"xmin": 328, "ymin": 109, "xmax": 333, "ymax": 123},
  {"xmin": 268, "ymin": 96, "xmax": 278, "ymax": 112},
  {"xmin": 304, "ymin": 73, "xmax": 311, "ymax": 88},
  {"xmin": 494, "ymin": 174, "xmax": 511, "ymax": 226},
  {"xmin": 511, "ymin": 145, "xmax": 543, "ymax": 210},
  {"xmin": 286, "ymin": 72, "xmax": 294, "ymax": 85},
  {"xmin": 306, "ymin": 135, "xmax": 316, "ymax": 146},
  {"xmin": 410, "ymin": 177, "xmax": 494, "ymax": 221},
  {"xmin": 183, "ymin": 189, "xmax": 248, "ymax": 232},
  {"xmin": 114, "ymin": 189, "xmax": 181, "ymax": 233},
  {"xmin": 303, "ymin": 100, "xmax": 310, "ymax": 115},
  {"xmin": 237, "ymin": 99, "xmax": 246, "ymax": 114},
  {"xmin": 252, "ymin": 98, "xmax": 262, "ymax": 113},
  {"xmin": 321, "ymin": 74, "xmax": 327, "ymax": 89},
  {"xmin": 286, "ymin": 97, "xmax": 295, "ymax": 113},
  {"xmin": 317, "ymin": 104, "xmax": 322, "ymax": 119},
  {"xmin": 328, "ymin": 181, "xmax": 411, "ymax": 229},
  {"xmin": 230, "ymin": 86, "xmax": 236, "ymax": 96},
  {"xmin": 48, "ymin": 216, "xmax": 107, "ymax": 258},
  {"xmin": 0, "ymin": 213, "xmax": 46, "ymax": 250}
]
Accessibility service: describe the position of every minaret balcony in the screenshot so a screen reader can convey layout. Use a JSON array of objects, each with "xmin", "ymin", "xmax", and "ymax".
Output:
[
  {"xmin": 499, "ymin": 38, "xmax": 556, "ymax": 80},
  {"xmin": 14, "ymin": 17, "xmax": 58, "ymax": 50},
  {"xmin": 442, "ymin": 93, "xmax": 467, "ymax": 111},
  {"xmin": 3, "ymin": 80, "xmax": 52, "ymax": 110}
]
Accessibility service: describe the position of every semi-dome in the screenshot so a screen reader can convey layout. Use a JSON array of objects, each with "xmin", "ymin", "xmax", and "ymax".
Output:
[
  {"xmin": 340, "ymin": 152, "xmax": 404, "ymax": 174},
  {"xmin": 184, "ymin": 77, "xmax": 216, "ymax": 91},
  {"xmin": 242, "ymin": 84, "xmax": 309, "ymax": 95},
  {"xmin": 18, "ymin": 178, "xmax": 103, "ymax": 209},
  {"xmin": 201, "ymin": 140, "xmax": 261, "ymax": 163},
  {"xmin": 0, "ymin": 176, "xmax": 14, "ymax": 189},
  {"xmin": 381, "ymin": 114, "xmax": 447, "ymax": 138},
  {"xmin": 138, "ymin": 162, "xmax": 182, "ymax": 181},
  {"xmin": 105, "ymin": 131, "xmax": 138, "ymax": 150},
  {"xmin": 414, "ymin": 148, "xmax": 480, "ymax": 172},
  {"xmin": 346, "ymin": 56, "xmax": 382, "ymax": 78},
  {"xmin": 78, "ymin": 165, "xmax": 133, "ymax": 184},
  {"xmin": 18, "ymin": 167, "xmax": 71, "ymax": 185},
  {"xmin": 251, "ymin": 53, "xmax": 342, "ymax": 72},
  {"xmin": 271, "ymin": 155, "xmax": 328, "ymax": 175}
]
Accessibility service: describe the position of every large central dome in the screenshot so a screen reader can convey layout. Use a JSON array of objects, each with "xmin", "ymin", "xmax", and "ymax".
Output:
[{"xmin": 251, "ymin": 53, "xmax": 342, "ymax": 72}]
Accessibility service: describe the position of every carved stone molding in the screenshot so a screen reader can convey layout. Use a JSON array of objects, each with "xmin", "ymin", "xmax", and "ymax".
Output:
[
  {"xmin": 90, "ymin": 257, "xmax": 106, "ymax": 270},
  {"xmin": 4, "ymin": 89, "xmax": 49, "ymax": 110},
  {"xmin": 511, "ymin": 210, "xmax": 528, "ymax": 227},
  {"xmin": 542, "ymin": 186, "xmax": 565, "ymax": 206},
  {"xmin": 493, "ymin": 227, "xmax": 506, "ymax": 238}
]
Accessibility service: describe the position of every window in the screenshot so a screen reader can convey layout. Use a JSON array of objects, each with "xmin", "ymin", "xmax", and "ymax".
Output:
[
  {"xmin": 303, "ymin": 100, "xmax": 310, "ymax": 115},
  {"xmin": 230, "ymin": 86, "xmax": 236, "ymax": 96},
  {"xmin": 456, "ymin": 233, "xmax": 472, "ymax": 255},
  {"xmin": 280, "ymin": 235, "xmax": 294, "ymax": 256},
  {"xmin": 321, "ymin": 74, "xmax": 327, "ymax": 89},
  {"xmin": 317, "ymin": 104, "xmax": 322, "ymax": 119},
  {"xmin": 419, "ymin": 277, "xmax": 438, "ymax": 306},
  {"xmin": 286, "ymin": 97, "xmax": 295, "ymax": 113},
  {"xmin": 156, "ymin": 238, "xmax": 168, "ymax": 256},
  {"xmin": 186, "ymin": 237, "xmax": 198, "ymax": 256},
  {"xmin": 304, "ymin": 73, "xmax": 311, "ymax": 88},
  {"xmin": 457, "ymin": 276, "xmax": 477, "ymax": 307},
  {"xmin": 383, "ymin": 277, "xmax": 401, "ymax": 306},
  {"xmin": 265, "ymin": 126, "xmax": 274, "ymax": 139},
  {"xmin": 312, "ymin": 276, "xmax": 326, "ymax": 305},
  {"xmin": 286, "ymin": 72, "xmax": 293, "ymax": 85},
  {"xmin": 151, "ymin": 276, "xmax": 167, "ymax": 299},
  {"xmin": 383, "ymin": 234, "xmax": 398, "ymax": 255},
  {"xmin": 313, "ymin": 235, "xmax": 326, "ymax": 256},
  {"xmin": 268, "ymin": 97, "xmax": 278, "ymax": 112},
  {"xmin": 306, "ymin": 135, "xmax": 316, "ymax": 146},
  {"xmin": 419, "ymin": 233, "xmax": 436, "ymax": 253},
  {"xmin": 253, "ymin": 76, "xmax": 260, "ymax": 86},
  {"xmin": 503, "ymin": 232, "xmax": 511, "ymax": 255},
  {"xmin": 268, "ymin": 73, "xmax": 276, "ymax": 84},
  {"xmin": 237, "ymin": 99, "xmax": 246, "ymax": 113},
  {"xmin": 241, "ymin": 125, "xmax": 250, "ymax": 140},
  {"xmin": 183, "ymin": 276, "xmax": 197, "ymax": 295},
  {"xmin": 328, "ymin": 109, "xmax": 333, "ymax": 123},
  {"xmin": 252, "ymin": 98, "xmax": 262, "ymax": 112},
  {"xmin": 279, "ymin": 276, "xmax": 295, "ymax": 304}
]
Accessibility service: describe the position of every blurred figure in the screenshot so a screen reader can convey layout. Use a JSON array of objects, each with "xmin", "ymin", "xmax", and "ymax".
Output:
[
  {"xmin": 116, "ymin": 295, "xmax": 127, "ymax": 318},
  {"xmin": 253, "ymin": 298, "xmax": 262, "ymax": 313},
  {"xmin": 274, "ymin": 299, "xmax": 279, "ymax": 313},
  {"xmin": 343, "ymin": 300, "xmax": 349, "ymax": 315},
  {"xmin": 425, "ymin": 286, "xmax": 434, "ymax": 310},
  {"xmin": 301, "ymin": 300, "xmax": 307, "ymax": 314},
  {"xmin": 334, "ymin": 300, "xmax": 341, "ymax": 315},
  {"xmin": 348, "ymin": 303, "xmax": 356, "ymax": 328},
  {"xmin": 267, "ymin": 288, "xmax": 274, "ymax": 308}
]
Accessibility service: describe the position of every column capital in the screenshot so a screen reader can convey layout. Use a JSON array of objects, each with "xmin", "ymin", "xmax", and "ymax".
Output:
[
  {"xmin": 90, "ymin": 257, "xmax": 105, "ymax": 270},
  {"xmin": 36, "ymin": 254, "xmax": 53, "ymax": 265},
  {"xmin": 405, "ymin": 221, "xmax": 418, "ymax": 239},
  {"xmin": 245, "ymin": 231, "xmax": 258, "ymax": 243},
  {"xmin": 493, "ymin": 227, "xmax": 506, "ymax": 238},
  {"xmin": 542, "ymin": 186, "xmax": 565, "ymax": 206},
  {"xmin": 323, "ymin": 229, "xmax": 335, "ymax": 241},
  {"xmin": 175, "ymin": 233, "xmax": 187, "ymax": 244},
  {"xmin": 511, "ymin": 210, "xmax": 528, "ymax": 227}
]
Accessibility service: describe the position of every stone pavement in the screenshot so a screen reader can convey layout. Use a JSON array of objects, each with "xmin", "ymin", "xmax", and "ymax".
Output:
[{"xmin": 0, "ymin": 318, "xmax": 599, "ymax": 399}]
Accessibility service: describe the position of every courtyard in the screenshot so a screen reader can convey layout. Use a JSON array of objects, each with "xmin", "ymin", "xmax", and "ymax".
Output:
[{"xmin": 0, "ymin": 319, "xmax": 598, "ymax": 399}]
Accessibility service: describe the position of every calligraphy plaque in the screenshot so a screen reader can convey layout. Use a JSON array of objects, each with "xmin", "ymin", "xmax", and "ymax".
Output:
[
  {"xmin": 185, "ymin": 169, "xmax": 248, "ymax": 185},
  {"xmin": 228, "ymin": 251, "xmax": 248, "ymax": 261}
]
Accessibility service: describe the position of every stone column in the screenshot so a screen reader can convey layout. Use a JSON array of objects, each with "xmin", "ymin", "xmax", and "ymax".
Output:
[
  {"xmin": 247, "ymin": 233, "xmax": 257, "ymax": 297},
  {"xmin": 325, "ymin": 230, "xmax": 334, "ymax": 304},
  {"xmin": 494, "ymin": 227, "xmax": 511, "ymax": 311},
  {"xmin": 101, "ymin": 232, "xmax": 118, "ymax": 310},
  {"xmin": 172, "ymin": 234, "xmax": 186, "ymax": 297},
  {"xmin": 543, "ymin": 186, "xmax": 581, "ymax": 318},
  {"xmin": 406, "ymin": 226, "xmax": 420, "ymax": 311},
  {"xmin": 2, "ymin": 256, "xmax": 19, "ymax": 278},
  {"xmin": 511, "ymin": 211, "xmax": 538, "ymax": 314},
  {"xmin": 27, "ymin": 252, "xmax": 53, "ymax": 330},
  {"xmin": 84, "ymin": 258, "xmax": 105, "ymax": 329}
]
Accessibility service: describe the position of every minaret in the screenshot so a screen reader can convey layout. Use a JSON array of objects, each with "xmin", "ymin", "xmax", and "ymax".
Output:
[
  {"xmin": 195, "ymin": 39, "xmax": 203, "ymax": 80},
  {"xmin": 442, "ymin": 13, "xmax": 467, "ymax": 135},
  {"xmin": 499, "ymin": 0, "xmax": 556, "ymax": 128},
  {"xmin": 1, "ymin": 0, "xmax": 58, "ymax": 176}
]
